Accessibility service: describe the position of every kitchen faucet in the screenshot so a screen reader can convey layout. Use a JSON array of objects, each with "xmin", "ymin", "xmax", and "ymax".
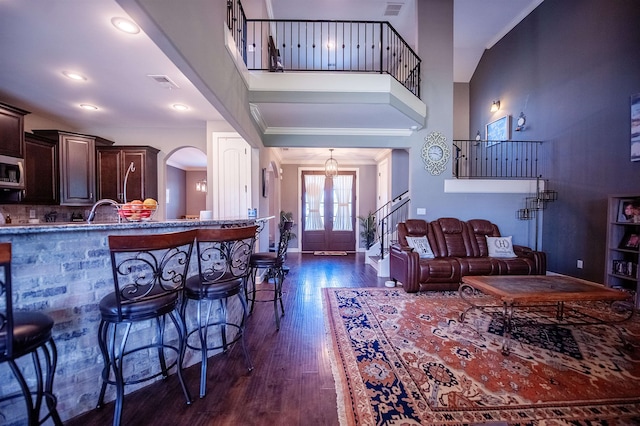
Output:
[{"xmin": 87, "ymin": 199, "xmax": 121, "ymax": 224}]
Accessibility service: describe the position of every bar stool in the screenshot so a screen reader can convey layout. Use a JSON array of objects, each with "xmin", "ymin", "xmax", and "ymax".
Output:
[
  {"xmin": 0, "ymin": 242, "xmax": 62, "ymax": 426},
  {"xmin": 181, "ymin": 226, "xmax": 257, "ymax": 398},
  {"xmin": 96, "ymin": 230, "xmax": 196, "ymax": 426},
  {"xmin": 248, "ymin": 220, "xmax": 293, "ymax": 330}
]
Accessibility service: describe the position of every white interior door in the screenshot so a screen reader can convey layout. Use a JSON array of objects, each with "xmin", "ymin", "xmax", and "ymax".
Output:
[
  {"xmin": 217, "ymin": 137, "xmax": 250, "ymax": 218},
  {"xmin": 377, "ymin": 158, "xmax": 389, "ymax": 210}
]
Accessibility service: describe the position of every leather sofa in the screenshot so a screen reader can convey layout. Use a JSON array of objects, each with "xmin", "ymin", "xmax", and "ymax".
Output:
[{"xmin": 389, "ymin": 218, "xmax": 546, "ymax": 293}]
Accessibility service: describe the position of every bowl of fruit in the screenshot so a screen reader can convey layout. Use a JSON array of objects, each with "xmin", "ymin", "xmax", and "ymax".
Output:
[{"xmin": 117, "ymin": 198, "xmax": 158, "ymax": 222}]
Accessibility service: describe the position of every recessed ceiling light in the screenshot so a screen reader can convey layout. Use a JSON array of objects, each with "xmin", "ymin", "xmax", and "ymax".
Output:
[
  {"xmin": 79, "ymin": 104, "xmax": 98, "ymax": 110},
  {"xmin": 172, "ymin": 104, "xmax": 189, "ymax": 111},
  {"xmin": 111, "ymin": 17, "xmax": 140, "ymax": 34},
  {"xmin": 63, "ymin": 71, "xmax": 87, "ymax": 81}
]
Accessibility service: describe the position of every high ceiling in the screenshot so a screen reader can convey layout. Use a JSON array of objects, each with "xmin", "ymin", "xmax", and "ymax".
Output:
[{"xmin": 0, "ymin": 0, "xmax": 542, "ymax": 167}]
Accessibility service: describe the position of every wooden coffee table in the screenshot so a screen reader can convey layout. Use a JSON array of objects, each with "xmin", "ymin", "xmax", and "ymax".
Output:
[{"xmin": 459, "ymin": 275, "xmax": 634, "ymax": 355}]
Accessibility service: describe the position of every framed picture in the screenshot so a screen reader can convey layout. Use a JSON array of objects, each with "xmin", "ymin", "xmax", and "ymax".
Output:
[
  {"xmin": 261, "ymin": 167, "xmax": 269, "ymax": 198},
  {"xmin": 619, "ymin": 232, "xmax": 640, "ymax": 250},
  {"xmin": 485, "ymin": 115, "xmax": 510, "ymax": 146},
  {"xmin": 618, "ymin": 199, "xmax": 640, "ymax": 222},
  {"xmin": 631, "ymin": 93, "xmax": 640, "ymax": 162}
]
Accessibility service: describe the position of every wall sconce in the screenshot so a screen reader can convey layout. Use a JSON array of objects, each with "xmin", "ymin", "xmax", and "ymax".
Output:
[
  {"xmin": 490, "ymin": 100, "xmax": 500, "ymax": 112},
  {"xmin": 195, "ymin": 179, "xmax": 207, "ymax": 193},
  {"xmin": 325, "ymin": 149, "xmax": 338, "ymax": 178}
]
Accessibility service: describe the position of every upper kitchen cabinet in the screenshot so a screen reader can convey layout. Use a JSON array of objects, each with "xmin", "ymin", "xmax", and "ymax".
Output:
[
  {"xmin": 0, "ymin": 103, "xmax": 29, "ymax": 158},
  {"xmin": 96, "ymin": 146, "xmax": 159, "ymax": 203},
  {"xmin": 33, "ymin": 130, "xmax": 113, "ymax": 206},
  {"xmin": 24, "ymin": 132, "xmax": 58, "ymax": 205}
]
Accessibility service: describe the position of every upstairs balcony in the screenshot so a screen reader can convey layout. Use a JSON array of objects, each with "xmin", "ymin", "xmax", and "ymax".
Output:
[
  {"xmin": 452, "ymin": 139, "xmax": 544, "ymax": 179},
  {"xmin": 228, "ymin": 0, "xmax": 420, "ymax": 97},
  {"xmin": 226, "ymin": 0, "xmax": 426, "ymax": 145},
  {"xmin": 242, "ymin": 20, "xmax": 421, "ymax": 99},
  {"xmin": 445, "ymin": 139, "xmax": 550, "ymax": 200}
]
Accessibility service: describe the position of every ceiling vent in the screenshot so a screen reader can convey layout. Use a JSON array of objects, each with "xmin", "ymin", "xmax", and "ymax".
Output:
[
  {"xmin": 147, "ymin": 74, "xmax": 180, "ymax": 89},
  {"xmin": 384, "ymin": 2, "xmax": 403, "ymax": 16}
]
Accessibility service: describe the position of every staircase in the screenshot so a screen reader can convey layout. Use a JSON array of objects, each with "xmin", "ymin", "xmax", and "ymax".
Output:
[
  {"xmin": 365, "ymin": 191, "xmax": 410, "ymax": 277},
  {"xmin": 365, "ymin": 242, "xmax": 389, "ymax": 277}
]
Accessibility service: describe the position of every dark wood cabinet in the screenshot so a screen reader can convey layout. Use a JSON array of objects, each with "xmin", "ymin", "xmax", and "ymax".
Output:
[
  {"xmin": 23, "ymin": 132, "xmax": 58, "ymax": 204},
  {"xmin": 0, "ymin": 103, "xmax": 29, "ymax": 158},
  {"xmin": 96, "ymin": 146, "xmax": 159, "ymax": 202},
  {"xmin": 33, "ymin": 130, "xmax": 113, "ymax": 206}
]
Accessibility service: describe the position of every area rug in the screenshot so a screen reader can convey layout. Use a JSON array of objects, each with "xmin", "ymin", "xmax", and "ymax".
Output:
[
  {"xmin": 323, "ymin": 288, "xmax": 640, "ymax": 425},
  {"xmin": 314, "ymin": 251, "xmax": 348, "ymax": 256}
]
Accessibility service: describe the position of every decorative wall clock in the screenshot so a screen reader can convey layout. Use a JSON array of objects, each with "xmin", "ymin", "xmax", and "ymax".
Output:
[{"xmin": 422, "ymin": 131, "xmax": 450, "ymax": 175}]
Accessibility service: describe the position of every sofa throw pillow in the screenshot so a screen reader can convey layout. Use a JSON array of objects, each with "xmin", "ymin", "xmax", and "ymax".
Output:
[
  {"xmin": 486, "ymin": 236, "xmax": 517, "ymax": 258},
  {"xmin": 406, "ymin": 236, "xmax": 435, "ymax": 259}
]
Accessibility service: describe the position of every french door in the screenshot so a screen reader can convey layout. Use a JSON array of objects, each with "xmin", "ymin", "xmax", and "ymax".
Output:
[{"xmin": 301, "ymin": 171, "xmax": 356, "ymax": 252}]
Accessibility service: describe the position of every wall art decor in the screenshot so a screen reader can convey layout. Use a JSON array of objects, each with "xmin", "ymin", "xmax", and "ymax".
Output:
[
  {"xmin": 631, "ymin": 93, "xmax": 640, "ymax": 162},
  {"xmin": 485, "ymin": 115, "xmax": 510, "ymax": 146}
]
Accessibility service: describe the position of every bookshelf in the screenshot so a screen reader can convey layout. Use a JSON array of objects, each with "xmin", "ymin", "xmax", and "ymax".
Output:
[{"xmin": 605, "ymin": 194, "xmax": 640, "ymax": 307}]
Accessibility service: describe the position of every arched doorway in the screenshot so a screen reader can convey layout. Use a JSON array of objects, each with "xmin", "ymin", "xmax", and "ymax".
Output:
[{"xmin": 165, "ymin": 147, "xmax": 207, "ymax": 220}]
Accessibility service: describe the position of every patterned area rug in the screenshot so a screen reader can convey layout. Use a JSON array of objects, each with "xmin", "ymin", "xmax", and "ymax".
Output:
[{"xmin": 323, "ymin": 288, "xmax": 640, "ymax": 425}]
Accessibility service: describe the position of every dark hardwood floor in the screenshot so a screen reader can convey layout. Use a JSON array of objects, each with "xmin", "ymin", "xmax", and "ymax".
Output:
[{"xmin": 65, "ymin": 252, "xmax": 387, "ymax": 425}]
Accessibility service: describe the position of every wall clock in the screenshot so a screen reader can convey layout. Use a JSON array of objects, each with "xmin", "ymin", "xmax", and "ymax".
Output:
[{"xmin": 422, "ymin": 131, "xmax": 450, "ymax": 175}]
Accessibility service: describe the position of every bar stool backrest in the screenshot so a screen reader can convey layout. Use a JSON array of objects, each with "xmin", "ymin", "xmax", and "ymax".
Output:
[
  {"xmin": 108, "ymin": 230, "xmax": 197, "ymax": 321},
  {"xmin": 0, "ymin": 242, "xmax": 12, "ymax": 359},
  {"xmin": 195, "ymin": 226, "xmax": 257, "ymax": 284},
  {"xmin": 276, "ymin": 221, "xmax": 294, "ymax": 260}
]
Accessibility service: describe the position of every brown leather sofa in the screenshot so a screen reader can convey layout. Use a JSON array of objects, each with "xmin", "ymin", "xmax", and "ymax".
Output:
[{"xmin": 389, "ymin": 218, "xmax": 546, "ymax": 293}]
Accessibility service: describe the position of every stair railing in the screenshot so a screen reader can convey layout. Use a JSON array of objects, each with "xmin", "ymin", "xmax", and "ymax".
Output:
[{"xmin": 373, "ymin": 191, "xmax": 409, "ymax": 259}]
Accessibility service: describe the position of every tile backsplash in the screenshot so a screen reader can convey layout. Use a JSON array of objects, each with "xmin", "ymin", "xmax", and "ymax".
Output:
[{"xmin": 0, "ymin": 204, "xmax": 119, "ymax": 224}]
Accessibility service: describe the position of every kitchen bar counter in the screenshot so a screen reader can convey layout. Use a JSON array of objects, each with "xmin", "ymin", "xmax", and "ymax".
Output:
[
  {"xmin": 0, "ymin": 217, "xmax": 268, "ymax": 234},
  {"xmin": 0, "ymin": 217, "xmax": 272, "ymax": 423}
]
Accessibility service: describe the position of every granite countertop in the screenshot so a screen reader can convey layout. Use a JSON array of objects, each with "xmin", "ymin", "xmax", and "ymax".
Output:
[{"xmin": 0, "ymin": 217, "xmax": 274, "ymax": 235}]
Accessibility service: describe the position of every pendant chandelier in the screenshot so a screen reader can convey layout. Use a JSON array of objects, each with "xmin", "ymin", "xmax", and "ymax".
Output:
[{"xmin": 325, "ymin": 149, "xmax": 338, "ymax": 178}]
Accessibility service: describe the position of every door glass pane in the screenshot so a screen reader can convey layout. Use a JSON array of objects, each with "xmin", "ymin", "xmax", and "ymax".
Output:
[
  {"xmin": 332, "ymin": 174, "xmax": 353, "ymax": 231},
  {"xmin": 304, "ymin": 174, "xmax": 324, "ymax": 231}
]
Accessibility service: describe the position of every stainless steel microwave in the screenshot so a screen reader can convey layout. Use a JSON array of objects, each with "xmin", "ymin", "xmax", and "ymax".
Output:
[{"xmin": 0, "ymin": 154, "xmax": 25, "ymax": 190}]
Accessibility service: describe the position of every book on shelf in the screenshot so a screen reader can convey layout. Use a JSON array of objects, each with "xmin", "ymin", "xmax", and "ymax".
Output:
[{"xmin": 612, "ymin": 260, "xmax": 638, "ymax": 277}]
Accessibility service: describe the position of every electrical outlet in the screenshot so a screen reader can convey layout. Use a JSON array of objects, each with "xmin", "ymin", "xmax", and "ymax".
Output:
[
  {"xmin": 577, "ymin": 259, "xmax": 583, "ymax": 269},
  {"xmin": 29, "ymin": 209, "xmax": 36, "ymax": 219},
  {"xmin": 416, "ymin": 208, "xmax": 426, "ymax": 215}
]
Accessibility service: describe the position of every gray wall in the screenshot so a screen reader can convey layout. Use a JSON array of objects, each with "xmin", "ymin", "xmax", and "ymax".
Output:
[
  {"xmin": 453, "ymin": 83, "xmax": 470, "ymax": 140},
  {"xmin": 391, "ymin": 149, "xmax": 410, "ymax": 200},
  {"xmin": 406, "ymin": 1, "xmax": 530, "ymax": 246},
  {"xmin": 186, "ymin": 170, "xmax": 207, "ymax": 217},
  {"xmin": 359, "ymin": 163, "xmax": 378, "ymax": 221},
  {"xmin": 469, "ymin": 0, "xmax": 640, "ymax": 281},
  {"xmin": 280, "ymin": 164, "xmax": 298, "ymax": 248}
]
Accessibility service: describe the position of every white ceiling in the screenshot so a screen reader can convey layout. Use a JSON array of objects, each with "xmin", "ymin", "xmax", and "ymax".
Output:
[{"xmin": 0, "ymin": 0, "xmax": 542, "ymax": 168}]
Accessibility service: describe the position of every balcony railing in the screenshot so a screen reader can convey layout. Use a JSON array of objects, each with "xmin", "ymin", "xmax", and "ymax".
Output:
[
  {"xmin": 452, "ymin": 140, "xmax": 544, "ymax": 179},
  {"xmin": 226, "ymin": 1, "xmax": 421, "ymax": 98}
]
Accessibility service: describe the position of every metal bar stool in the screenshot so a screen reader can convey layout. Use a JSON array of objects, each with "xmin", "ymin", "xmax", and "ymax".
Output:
[
  {"xmin": 0, "ymin": 242, "xmax": 62, "ymax": 426},
  {"xmin": 248, "ymin": 220, "xmax": 293, "ymax": 330},
  {"xmin": 181, "ymin": 226, "xmax": 257, "ymax": 398},
  {"xmin": 96, "ymin": 230, "xmax": 196, "ymax": 426}
]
